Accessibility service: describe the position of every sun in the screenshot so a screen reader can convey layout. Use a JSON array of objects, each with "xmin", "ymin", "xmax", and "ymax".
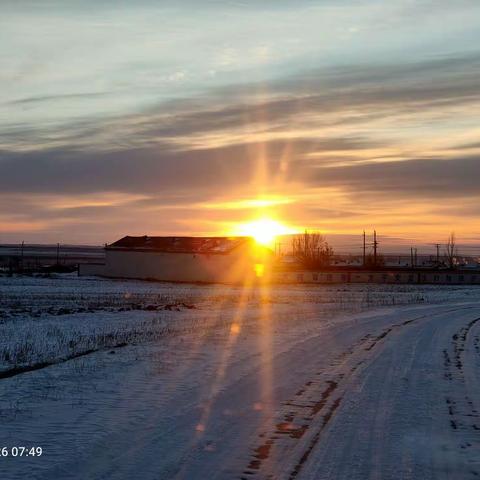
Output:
[{"xmin": 235, "ymin": 218, "xmax": 296, "ymax": 246}]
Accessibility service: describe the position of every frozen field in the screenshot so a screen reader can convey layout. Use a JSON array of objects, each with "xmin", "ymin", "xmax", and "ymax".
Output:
[{"xmin": 1, "ymin": 274, "xmax": 480, "ymax": 479}]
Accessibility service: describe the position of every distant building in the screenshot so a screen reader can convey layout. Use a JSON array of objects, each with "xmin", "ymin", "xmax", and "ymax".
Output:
[
  {"xmin": 273, "ymin": 268, "xmax": 480, "ymax": 285},
  {"xmin": 79, "ymin": 235, "xmax": 273, "ymax": 284}
]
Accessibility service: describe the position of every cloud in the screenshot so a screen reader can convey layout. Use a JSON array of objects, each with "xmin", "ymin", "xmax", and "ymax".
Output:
[
  {"xmin": 4, "ymin": 91, "xmax": 110, "ymax": 106},
  {"xmin": 4, "ymin": 51, "xmax": 480, "ymax": 154},
  {"xmin": 2, "ymin": 17, "xmax": 480, "ymax": 244},
  {"xmin": 303, "ymin": 155, "xmax": 480, "ymax": 200}
]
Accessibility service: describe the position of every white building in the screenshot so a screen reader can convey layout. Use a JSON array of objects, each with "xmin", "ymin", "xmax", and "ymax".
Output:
[{"xmin": 79, "ymin": 235, "xmax": 273, "ymax": 284}]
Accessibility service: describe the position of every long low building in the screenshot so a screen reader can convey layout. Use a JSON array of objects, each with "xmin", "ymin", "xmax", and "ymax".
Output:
[
  {"xmin": 79, "ymin": 235, "xmax": 273, "ymax": 284},
  {"xmin": 274, "ymin": 269, "xmax": 480, "ymax": 285}
]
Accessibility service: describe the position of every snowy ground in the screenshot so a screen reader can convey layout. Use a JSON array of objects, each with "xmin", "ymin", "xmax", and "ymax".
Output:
[{"xmin": 1, "ymin": 274, "xmax": 480, "ymax": 479}]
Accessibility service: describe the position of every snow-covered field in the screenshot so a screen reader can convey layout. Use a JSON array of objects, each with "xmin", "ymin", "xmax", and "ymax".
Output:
[{"xmin": 1, "ymin": 274, "xmax": 479, "ymax": 479}]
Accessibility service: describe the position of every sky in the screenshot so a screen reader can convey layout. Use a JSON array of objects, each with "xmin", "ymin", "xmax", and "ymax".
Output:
[{"xmin": 1, "ymin": 0, "xmax": 480, "ymax": 251}]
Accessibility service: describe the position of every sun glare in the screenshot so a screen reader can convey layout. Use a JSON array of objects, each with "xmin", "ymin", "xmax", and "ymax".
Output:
[{"xmin": 235, "ymin": 218, "xmax": 296, "ymax": 246}]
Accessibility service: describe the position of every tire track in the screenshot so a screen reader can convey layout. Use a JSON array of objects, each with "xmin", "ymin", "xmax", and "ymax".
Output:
[
  {"xmin": 443, "ymin": 316, "xmax": 480, "ymax": 477},
  {"xmin": 239, "ymin": 310, "xmax": 440, "ymax": 480}
]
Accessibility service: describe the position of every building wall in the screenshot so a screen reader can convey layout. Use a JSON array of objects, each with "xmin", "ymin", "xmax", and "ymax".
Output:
[
  {"xmin": 101, "ymin": 246, "xmax": 271, "ymax": 284},
  {"xmin": 273, "ymin": 270, "xmax": 480, "ymax": 285},
  {"xmin": 79, "ymin": 251, "xmax": 480, "ymax": 286}
]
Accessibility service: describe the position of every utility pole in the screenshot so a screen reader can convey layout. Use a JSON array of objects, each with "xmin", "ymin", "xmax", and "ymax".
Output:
[
  {"xmin": 373, "ymin": 230, "xmax": 378, "ymax": 267},
  {"xmin": 274, "ymin": 241, "xmax": 282, "ymax": 257},
  {"xmin": 411, "ymin": 247, "xmax": 414, "ymax": 268},
  {"xmin": 20, "ymin": 240, "xmax": 24, "ymax": 272},
  {"xmin": 435, "ymin": 243, "xmax": 440, "ymax": 265},
  {"xmin": 56, "ymin": 243, "xmax": 60, "ymax": 265},
  {"xmin": 363, "ymin": 230, "xmax": 366, "ymax": 267}
]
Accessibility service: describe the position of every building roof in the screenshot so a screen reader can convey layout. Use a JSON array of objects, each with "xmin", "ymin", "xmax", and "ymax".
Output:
[{"xmin": 106, "ymin": 236, "xmax": 254, "ymax": 254}]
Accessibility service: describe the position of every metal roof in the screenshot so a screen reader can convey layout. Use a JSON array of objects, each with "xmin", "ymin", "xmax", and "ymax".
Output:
[{"xmin": 106, "ymin": 236, "xmax": 253, "ymax": 254}]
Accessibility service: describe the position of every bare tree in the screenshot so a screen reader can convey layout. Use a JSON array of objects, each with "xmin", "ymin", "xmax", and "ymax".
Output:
[
  {"xmin": 292, "ymin": 230, "xmax": 334, "ymax": 268},
  {"xmin": 445, "ymin": 232, "xmax": 457, "ymax": 269}
]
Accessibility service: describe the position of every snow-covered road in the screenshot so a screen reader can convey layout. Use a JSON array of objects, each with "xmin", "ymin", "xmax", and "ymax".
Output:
[
  {"xmin": 272, "ymin": 304, "xmax": 480, "ymax": 480},
  {"xmin": 1, "ymin": 278, "xmax": 480, "ymax": 479}
]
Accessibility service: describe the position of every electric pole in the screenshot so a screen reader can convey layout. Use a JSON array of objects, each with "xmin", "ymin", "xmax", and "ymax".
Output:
[
  {"xmin": 363, "ymin": 230, "xmax": 366, "ymax": 267},
  {"xmin": 373, "ymin": 230, "xmax": 378, "ymax": 267}
]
